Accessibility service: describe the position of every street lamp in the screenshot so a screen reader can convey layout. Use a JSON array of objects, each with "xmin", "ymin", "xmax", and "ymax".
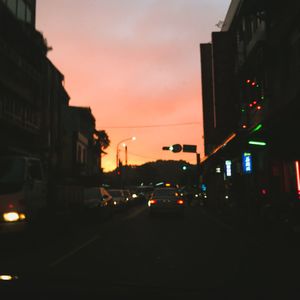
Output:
[{"xmin": 116, "ymin": 136, "xmax": 136, "ymax": 169}]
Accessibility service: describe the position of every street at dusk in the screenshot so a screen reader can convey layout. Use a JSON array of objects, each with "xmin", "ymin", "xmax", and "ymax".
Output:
[{"xmin": 1, "ymin": 0, "xmax": 300, "ymax": 297}]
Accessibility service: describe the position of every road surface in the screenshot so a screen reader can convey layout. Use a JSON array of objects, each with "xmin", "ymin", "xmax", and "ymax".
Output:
[{"xmin": 1, "ymin": 203, "xmax": 299, "ymax": 297}]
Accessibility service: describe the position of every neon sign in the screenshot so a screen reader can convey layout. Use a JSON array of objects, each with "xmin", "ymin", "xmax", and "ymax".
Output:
[{"xmin": 242, "ymin": 152, "xmax": 252, "ymax": 174}]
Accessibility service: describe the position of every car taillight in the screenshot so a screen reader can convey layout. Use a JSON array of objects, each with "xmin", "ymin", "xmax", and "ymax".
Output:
[
  {"xmin": 148, "ymin": 199, "xmax": 157, "ymax": 207},
  {"xmin": 177, "ymin": 199, "xmax": 184, "ymax": 205}
]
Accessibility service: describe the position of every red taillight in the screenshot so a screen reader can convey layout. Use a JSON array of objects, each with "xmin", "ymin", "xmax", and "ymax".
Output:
[
  {"xmin": 177, "ymin": 199, "xmax": 184, "ymax": 205},
  {"xmin": 149, "ymin": 199, "xmax": 157, "ymax": 205}
]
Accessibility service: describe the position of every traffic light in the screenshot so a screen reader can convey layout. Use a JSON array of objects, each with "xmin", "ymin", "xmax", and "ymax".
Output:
[
  {"xmin": 170, "ymin": 144, "xmax": 182, "ymax": 153},
  {"xmin": 162, "ymin": 146, "xmax": 171, "ymax": 150}
]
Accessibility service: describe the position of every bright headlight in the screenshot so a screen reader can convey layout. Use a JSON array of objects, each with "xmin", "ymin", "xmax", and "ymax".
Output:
[{"xmin": 3, "ymin": 212, "xmax": 20, "ymax": 222}]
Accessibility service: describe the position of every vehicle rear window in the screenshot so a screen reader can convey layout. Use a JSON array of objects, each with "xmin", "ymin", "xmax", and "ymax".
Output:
[
  {"xmin": 109, "ymin": 190, "xmax": 122, "ymax": 197},
  {"xmin": 153, "ymin": 189, "xmax": 178, "ymax": 198}
]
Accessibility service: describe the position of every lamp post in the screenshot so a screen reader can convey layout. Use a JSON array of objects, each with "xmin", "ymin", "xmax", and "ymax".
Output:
[
  {"xmin": 123, "ymin": 143, "xmax": 128, "ymax": 166},
  {"xmin": 116, "ymin": 136, "xmax": 136, "ymax": 169}
]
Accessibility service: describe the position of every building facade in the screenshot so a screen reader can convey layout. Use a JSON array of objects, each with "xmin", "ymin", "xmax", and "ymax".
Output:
[
  {"xmin": 62, "ymin": 106, "xmax": 101, "ymax": 185},
  {"xmin": 0, "ymin": 0, "xmax": 48, "ymax": 156},
  {"xmin": 200, "ymin": 0, "xmax": 300, "ymax": 228}
]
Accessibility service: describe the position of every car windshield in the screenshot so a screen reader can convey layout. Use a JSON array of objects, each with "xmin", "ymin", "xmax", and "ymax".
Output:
[{"xmin": 1, "ymin": 0, "xmax": 299, "ymax": 297}]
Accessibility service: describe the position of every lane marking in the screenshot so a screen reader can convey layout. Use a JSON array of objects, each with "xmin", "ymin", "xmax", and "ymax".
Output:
[
  {"xmin": 49, "ymin": 206, "xmax": 146, "ymax": 268},
  {"xmin": 49, "ymin": 235, "xmax": 99, "ymax": 268}
]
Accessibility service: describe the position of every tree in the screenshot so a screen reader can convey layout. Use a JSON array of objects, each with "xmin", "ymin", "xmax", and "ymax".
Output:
[{"xmin": 95, "ymin": 130, "xmax": 110, "ymax": 171}]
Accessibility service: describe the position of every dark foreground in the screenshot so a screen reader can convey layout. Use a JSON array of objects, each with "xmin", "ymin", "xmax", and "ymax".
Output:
[{"xmin": 1, "ymin": 203, "xmax": 300, "ymax": 298}]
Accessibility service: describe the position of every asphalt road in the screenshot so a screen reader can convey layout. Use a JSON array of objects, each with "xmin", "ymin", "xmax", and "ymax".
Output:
[{"xmin": 1, "ymin": 203, "xmax": 300, "ymax": 298}]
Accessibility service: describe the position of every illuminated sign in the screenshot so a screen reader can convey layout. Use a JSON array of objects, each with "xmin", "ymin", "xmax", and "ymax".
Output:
[
  {"xmin": 242, "ymin": 152, "xmax": 252, "ymax": 174},
  {"xmin": 225, "ymin": 160, "xmax": 232, "ymax": 177},
  {"xmin": 296, "ymin": 161, "xmax": 300, "ymax": 199},
  {"xmin": 248, "ymin": 140, "xmax": 266, "ymax": 146}
]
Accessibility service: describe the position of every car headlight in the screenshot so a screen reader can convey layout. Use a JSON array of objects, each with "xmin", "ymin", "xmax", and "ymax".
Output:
[{"xmin": 3, "ymin": 212, "xmax": 22, "ymax": 222}]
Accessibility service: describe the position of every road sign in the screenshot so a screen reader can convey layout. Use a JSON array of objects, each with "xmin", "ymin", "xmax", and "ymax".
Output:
[{"xmin": 183, "ymin": 144, "xmax": 197, "ymax": 153}]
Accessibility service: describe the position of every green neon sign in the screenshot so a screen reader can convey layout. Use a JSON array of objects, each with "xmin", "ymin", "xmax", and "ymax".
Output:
[
  {"xmin": 251, "ymin": 124, "xmax": 263, "ymax": 133},
  {"xmin": 248, "ymin": 141, "xmax": 267, "ymax": 146}
]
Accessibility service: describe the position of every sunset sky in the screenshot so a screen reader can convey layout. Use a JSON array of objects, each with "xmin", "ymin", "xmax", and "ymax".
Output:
[{"xmin": 36, "ymin": 0, "xmax": 231, "ymax": 172}]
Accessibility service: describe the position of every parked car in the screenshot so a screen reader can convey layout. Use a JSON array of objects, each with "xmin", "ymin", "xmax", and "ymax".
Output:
[
  {"xmin": 148, "ymin": 187, "xmax": 185, "ymax": 217},
  {"xmin": 0, "ymin": 156, "xmax": 47, "ymax": 233}
]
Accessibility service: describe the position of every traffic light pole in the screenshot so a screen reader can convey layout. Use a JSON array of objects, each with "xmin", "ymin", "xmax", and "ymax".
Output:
[
  {"xmin": 196, "ymin": 152, "xmax": 201, "ymax": 187},
  {"xmin": 162, "ymin": 143, "xmax": 201, "ymax": 188}
]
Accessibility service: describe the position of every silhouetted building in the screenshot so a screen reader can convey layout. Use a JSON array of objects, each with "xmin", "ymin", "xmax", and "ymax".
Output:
[
  {"xmin": 42, "ymin": 59, "xmax": 70, "ymax": 177},
  {"xmin": 200, "ymin": 43, "xmax": 214, "ymax": 156},
  {"xmin": 200, "ymin": 0, "xmax": 300, "ymax": 226},
  {"xmin": 200, "ymin": 30, "xmax": 237, "ymax": 156},
  {"xmin": 0, "ymin": 0, "xmax": 48, "ymax": 156},
  {"xmin": 0, "ymin": 0, "xmax": 36, "ymax": 26},
  {"xmin": 62, "ymin": 106, "xmax": 101, "ymax": 185}
]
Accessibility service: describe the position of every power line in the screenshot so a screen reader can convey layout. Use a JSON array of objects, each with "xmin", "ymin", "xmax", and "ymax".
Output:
[{"xmin": 101, "ymin": 121, "xmax": 201, "ymax": 129}]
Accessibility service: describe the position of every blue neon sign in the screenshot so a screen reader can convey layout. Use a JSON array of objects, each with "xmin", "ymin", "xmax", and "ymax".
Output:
[{"xmin": 242, "ymin": 152, "xmax": 252, "ymax": 174}]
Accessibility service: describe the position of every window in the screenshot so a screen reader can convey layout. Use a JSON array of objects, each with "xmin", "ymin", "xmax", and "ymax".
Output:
[
  {"xmin": 7, "ymin": 0, "xmax": 17, "ymax": 16},
  {"xmin": 25, "ymin": 5, "xmax": 32, "ymax": 23},
  {"xmin": 17, "ymin": 0, "xmax": 26, "ymax": 22}
]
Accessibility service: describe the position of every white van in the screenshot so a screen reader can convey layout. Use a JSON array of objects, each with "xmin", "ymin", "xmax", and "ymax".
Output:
[{"xmin": 0, "ymin": 156, "xmax": 47, "ymax": 233}]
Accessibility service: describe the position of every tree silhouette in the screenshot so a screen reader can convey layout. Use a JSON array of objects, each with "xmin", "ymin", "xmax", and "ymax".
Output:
[{"xmin": 95, "ymin": 130, "xmax": 110, "ymax": 171}]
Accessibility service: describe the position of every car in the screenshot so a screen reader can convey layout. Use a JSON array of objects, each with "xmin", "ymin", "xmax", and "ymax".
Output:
[
  {"xmin": 148, "ymin": 187, "xmax": 185, "ymax": 217},
  {"xmin": 83, "ymin": 187, "xmax": 114, "ymax": 221},
  {"xmin": 136, "ymin": 185, "xmax": 154, "ymax": 203},
  {"xmin": 122, "ymin": 189, "xmax": 134, "ymax": 207},
  {"xmin": 108, "ymin": 189, "xmax": 128, "ymax": 211},
  {"xmin": 99, "ymin": 187, "xmax": 114, "ymax": 219}
]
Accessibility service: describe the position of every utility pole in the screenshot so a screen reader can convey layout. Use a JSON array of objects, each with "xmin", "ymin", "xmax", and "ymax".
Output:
[{"xmin": 125, "ymin": 145, "xmax": 128, "ymax": 166}]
